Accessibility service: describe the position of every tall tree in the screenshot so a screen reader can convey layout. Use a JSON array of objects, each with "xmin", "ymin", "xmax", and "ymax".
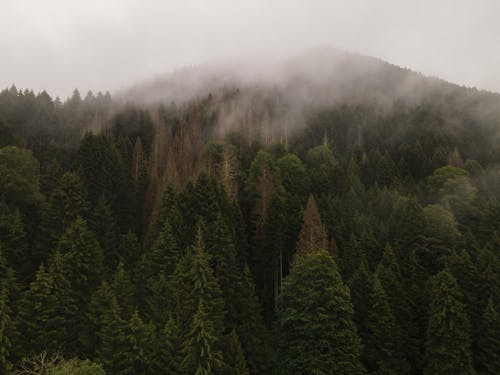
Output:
[
  {"xmin": 476, "ymin": 298, "xmax": 500, "ymax": 375},
  {"xmin": 363, "ymin": 275, "xmax": 410, "ymax": 374},
  {"xmin": 276, "ymin": 250, "xmax": 365, "ymax": 374},
  {"xmin": 423, "ymin": 270, "xmax": 475, "ymax": 375},
  {"xmin": 180, "ymin": 228, "xmax": 226, "ymax": 374},
  {"xmin": 295, "ymin": 194, "xmax": 328, "ymax": 256}
]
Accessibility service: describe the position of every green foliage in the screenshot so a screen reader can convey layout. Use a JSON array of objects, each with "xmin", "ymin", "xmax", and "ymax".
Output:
[
  {"xmin": 0, "ymin": 146, "xmax": 41, "ymax": 207},
  {"xmin": 295, "ymin": 194, "xmax": 328, "ymax": 256},
  {"xmin": 476, "ymin": 299, "xmax": 500, "ymax": 375},
  {"xmin": 363, "ymin": 275, "xmax": 410, "ymax": 374},
  {"xmin": 424, "ymin": 270, "xmax": 475, "ymax": 375},
  {"xmin": 276, "ymin": 250, "xmax": 365, "ymax": 374}
]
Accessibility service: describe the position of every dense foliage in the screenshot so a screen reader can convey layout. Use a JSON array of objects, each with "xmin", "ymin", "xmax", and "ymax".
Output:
[{"xmin": 0, "ymin": 55, "xmax": 499, "ymax": 374}]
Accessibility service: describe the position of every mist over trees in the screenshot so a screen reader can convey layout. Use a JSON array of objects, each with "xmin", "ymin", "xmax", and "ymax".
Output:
[{"xmin": 0, "ymin": 50, "xmax": 499, "ymax": 374}]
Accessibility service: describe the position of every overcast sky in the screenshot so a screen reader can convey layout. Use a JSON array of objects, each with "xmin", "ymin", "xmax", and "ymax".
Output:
[{"xmin": 1, "ymin": 0, "xmax": 499, "ymax": 98}]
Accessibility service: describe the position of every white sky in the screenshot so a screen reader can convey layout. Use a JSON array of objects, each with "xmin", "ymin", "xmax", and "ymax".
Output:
[{"xmin": 1, "ymin": 0, "xmax": 499, "ymax": 98}]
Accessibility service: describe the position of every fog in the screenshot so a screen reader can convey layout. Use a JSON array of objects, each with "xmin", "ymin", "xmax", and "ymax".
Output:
[{"xmin": 1, "ymin": 0, "xmax": 500, "ymax": 99}]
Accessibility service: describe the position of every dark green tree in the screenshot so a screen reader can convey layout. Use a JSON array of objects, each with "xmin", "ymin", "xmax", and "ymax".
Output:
[
  {"xmin": 223, "ymin": 329, "xmax": 249, "ymax": 375},
  {"xmin": 363, "ymin": 275, "xmax": 410, "ymax": 374},
  {"xmin": 476, "ymin": 298, "xmax": 500, "ymax": 374},
  {"xmin": 423, "ymin": 270, "xmax": 475, "ymax": 375},
  {"xmin": 276, "ymin": 250, "xmax": 365, "ymax": 374}
]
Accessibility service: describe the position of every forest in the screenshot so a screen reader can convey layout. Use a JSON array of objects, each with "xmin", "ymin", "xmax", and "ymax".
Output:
[{"xmin": 0, "ymin": 52, "xmax": 499, "ymax": 374}]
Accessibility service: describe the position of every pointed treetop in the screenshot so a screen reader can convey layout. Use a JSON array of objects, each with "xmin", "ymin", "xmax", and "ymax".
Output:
[{"xmin": 295, "ymin": 194, "xmax": 328, "ymax": 256}]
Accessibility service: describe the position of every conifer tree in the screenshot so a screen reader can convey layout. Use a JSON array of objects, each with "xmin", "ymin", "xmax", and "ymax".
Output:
[
  {"xmin": 223, "ymin": 329, "xmax": 249, "ymax": 375},
  {"xmin": 180, "ymin": 227, "xmax": 226, "ymax": 374},
  {"xmin": 119, "ymin": 231, "xmax": 141, "ymax": 269},
  {"xmin": 234, "ymin": 265, "xmax": 269, "ymax": 374},
  {"xmin": 295, "ymin": 194, "xmax": 328, "ymax": 256},
  {"xmin": 181, "ymin": 300, "xmax": 225, "ymax": 375},
  {"xmin": 147, "ymin": 218, "xmax": 180, "ymax": 278},
  {"xmin": 16, "ymin": 264, "xmax": 65, "ymax": 356},
  {"xmin": 110, "ymin": 262, "xmax": 136, "ymax": 320},
  {"xmin": 125, "ymin": 309, "xmax": 156, "ymax": 374},
  {"xmin": 375, "ymin": 244, "xmax": 409, "ymax": 327},
  {"xmin": 340, "ymin": 235, "xmax": 365, "ymax": 281},
  {"xmin": 476, "ymin": 298, "xmax": 500, "ymax": 375},
  {"xmin": 150, "ymin": 183, "xmax": 179, "ymax": 246},
  {"xmin": 349, "ymin": 257, "xmax": 374, "ymax": 343},
  {"xmin": 57, "ymin": 217, "xmax": 104, "ymax": 307},
  {"xmin": 364, "ymin": 275, "xmax": 410, "ymax": 374},
  {"xmin": 88, "ymin": 196, "xmax": 120, "ymax": 273},
  {"xmin": 155, "ymin": 315, "xmax": 182, "ymax": 374},
  {"xmin": 423, "ymin": 270, "xmax": 475, "ymax": 375},
  {"xmin": 88, "ymin": 281, "xmax": 129, "ymax": 374},
  {"xmin": 0, "ymin": 287, "xmax": 12, "ymax": 374},
  {"xmin": 276, "ymin": 250, "xmax": 365, "ymax": 374}
]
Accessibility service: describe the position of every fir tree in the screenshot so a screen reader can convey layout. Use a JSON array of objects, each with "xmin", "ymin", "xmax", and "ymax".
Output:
[
  {"xmin": 276, "ymin": 250, "xmax": 365, "ymax": 374},
  {"xmin": 88, "ymin": 281, "xmax": 129, "ymax": 374},
  {"xmin": 476, "ymin": 298, "xmax": 500, "ymax": 375},
  {"xmin": 0, "ymin": 287, "xmax": 12, "ymax": 374},
  {"xmin": 125, "ymin": 309, "xmax": 156, "ymax": 374},
  {"xmin": 223, "ymin": 329, "xmax": 249, "ymax": 375},
  {"xmin": 155, "ymin": 315, "xmax": 182, "ymax": 375},
  {"xmin": 423, "ymin": 270, "xmax": 475, "ymax": 375},
  {"xmin": 180, "ymin": 227, "xmax": 226, "ymax": 374},
  {"xmin": 57, "ymin": 217, "xmax": 104, "ymax": 306},
  {"xmin": 364, "ymin": 275, "xmax": 410, "ymax": 374},
  {"xmin": 295, "ymin": 194, "xmax": 328, "ymax": 256},
  {"xmin": 181, "ymin": 300, "xmax": 225, "ymax": 375}
]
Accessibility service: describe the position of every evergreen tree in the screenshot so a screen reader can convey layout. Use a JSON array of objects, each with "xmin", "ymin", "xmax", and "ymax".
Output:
[
  {"xmin": 349, "ymin": 257, "xmax": 374, "ymax": 350},
  {"xmin": 181, "ymin": 300, "xmax": 225, "ymax": 375},
  {"xmin": 155, "ymin": 315, "xmax": 182, "ymax": 375},
  {"xmin": 223, "ymin": 329, "xmax": 249, "ymax": 375},
  {"xmin": 276, "ymin": 250, "xmax": 365, "ymax": 374},
  {"xmin": 476, "ymin": 298, "xmax": 500, "ymax": 375},
  {"xmin": 423, "ymin": 270, "xmax": 475, "ymax": 375},
  {"xmin": 180, "ymin": 227, "xmax": 226, "ymax": 373},
  {"xmin": 234, "ymin": 265, "xmax": 269, "ymax": 374},
  {"xmin": 57, "ymin": 217, "xmax": 104, "ymax": 307},
  {"xmin": 364, "ymin": 275, "xmax": 410, "ymax": 374},
  {"xmin": 125, "ymin": 309, "xmax": 156, "ymax": 374},
  {"xmin": 295, "ymin": 194, "xmax": 328, "ymax": 256},
  {"xmin": 110, "ymin": 262, "xmax": 136, "ymax": 320},
  {"xmin": 0, "ymin": 287, "xmax": 12, "ymax": 374},
  {"xmin": 88, "ymin": 281, "xmax": 129, "ymax": 374}
]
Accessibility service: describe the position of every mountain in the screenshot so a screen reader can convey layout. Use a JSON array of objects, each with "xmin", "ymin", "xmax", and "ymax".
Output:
[{"xmin": 0, "ymin": 46, "xmax": 499, "ymax": 374}]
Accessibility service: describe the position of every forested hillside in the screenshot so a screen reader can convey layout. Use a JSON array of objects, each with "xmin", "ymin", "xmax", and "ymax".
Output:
[{"xmin": 0, "ymin": 50, "xmax": 499, "ymax": 374}]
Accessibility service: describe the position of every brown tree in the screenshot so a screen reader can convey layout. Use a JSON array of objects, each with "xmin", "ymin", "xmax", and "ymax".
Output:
[{"xmin": 295, "ymin": 194, "xmax": 328, "ymax": 256}]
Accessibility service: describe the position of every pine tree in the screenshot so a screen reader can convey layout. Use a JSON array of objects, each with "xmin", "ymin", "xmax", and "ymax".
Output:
[
  {"xmin": 349, "ymin": 257, "xmax": 374, "ymax": 349},
  {"xmin": 276, "ymin": 250, "xmax": 365, "ymax": 374},
  {"xmin": 223, "ymin": 329, "xmax": 249, "ymax": 375},
  {"xmin": 88, "ymin": 196, "xmax": 120, "ymax": 273},
  {"xmin": 375, "ymin": 244, "xmax": 409, "ymax": 331},
  {"xmin": 155, "ymin": 315, "xmax": 182, "ymax": 374},
  {"xmin": 364, "ymin": 275, "xmax": 410, "ymax": 374},
  {"xmin": 110, "ymin": 262, "xmax": 136, "ymax": 320},
  {"xmin": 125, "ymin": 309, "xmax": 156, "ymax": 374},
  {"xmin": 295, "ymin": 194, "xmax": 328, "ymax": 256},
  {"xmin": 0, "ymin": 287, "xmax": 12, "ymax": 374},
  {"xmin": 234, "ymin": 264, "xmax": 269, "ymax": 374},
  {"xmin": 147, "ymin": 217, "xmax": 180, "ymax": 278},
  {"xmin": 180, "ymin": 227, "xmax": 226, "ymax": 374},
  {"xmin": 340, "ymin": 235, "xmax": 365, "ymax": 281},
  {"xmin": 423, "ymin": 270, "xmax": 475, "ymax": 375},
  {"xmin": 476, "ymin": 298, "xmax": 500, "ymax": 375},
  {"xmin": 16, "ymin": 265, "xmax": 52, "ymax": 356},
  {"xmin": 57, "ymin": 217, "xmax": 104, "ymax": 307},
  {"xmin": 181, "ymin": 300, "xmax": 225, "ymax": 375},
  {"xmin": 88, "ymin": 281, "xmax": 129, "ymax": 374}
]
